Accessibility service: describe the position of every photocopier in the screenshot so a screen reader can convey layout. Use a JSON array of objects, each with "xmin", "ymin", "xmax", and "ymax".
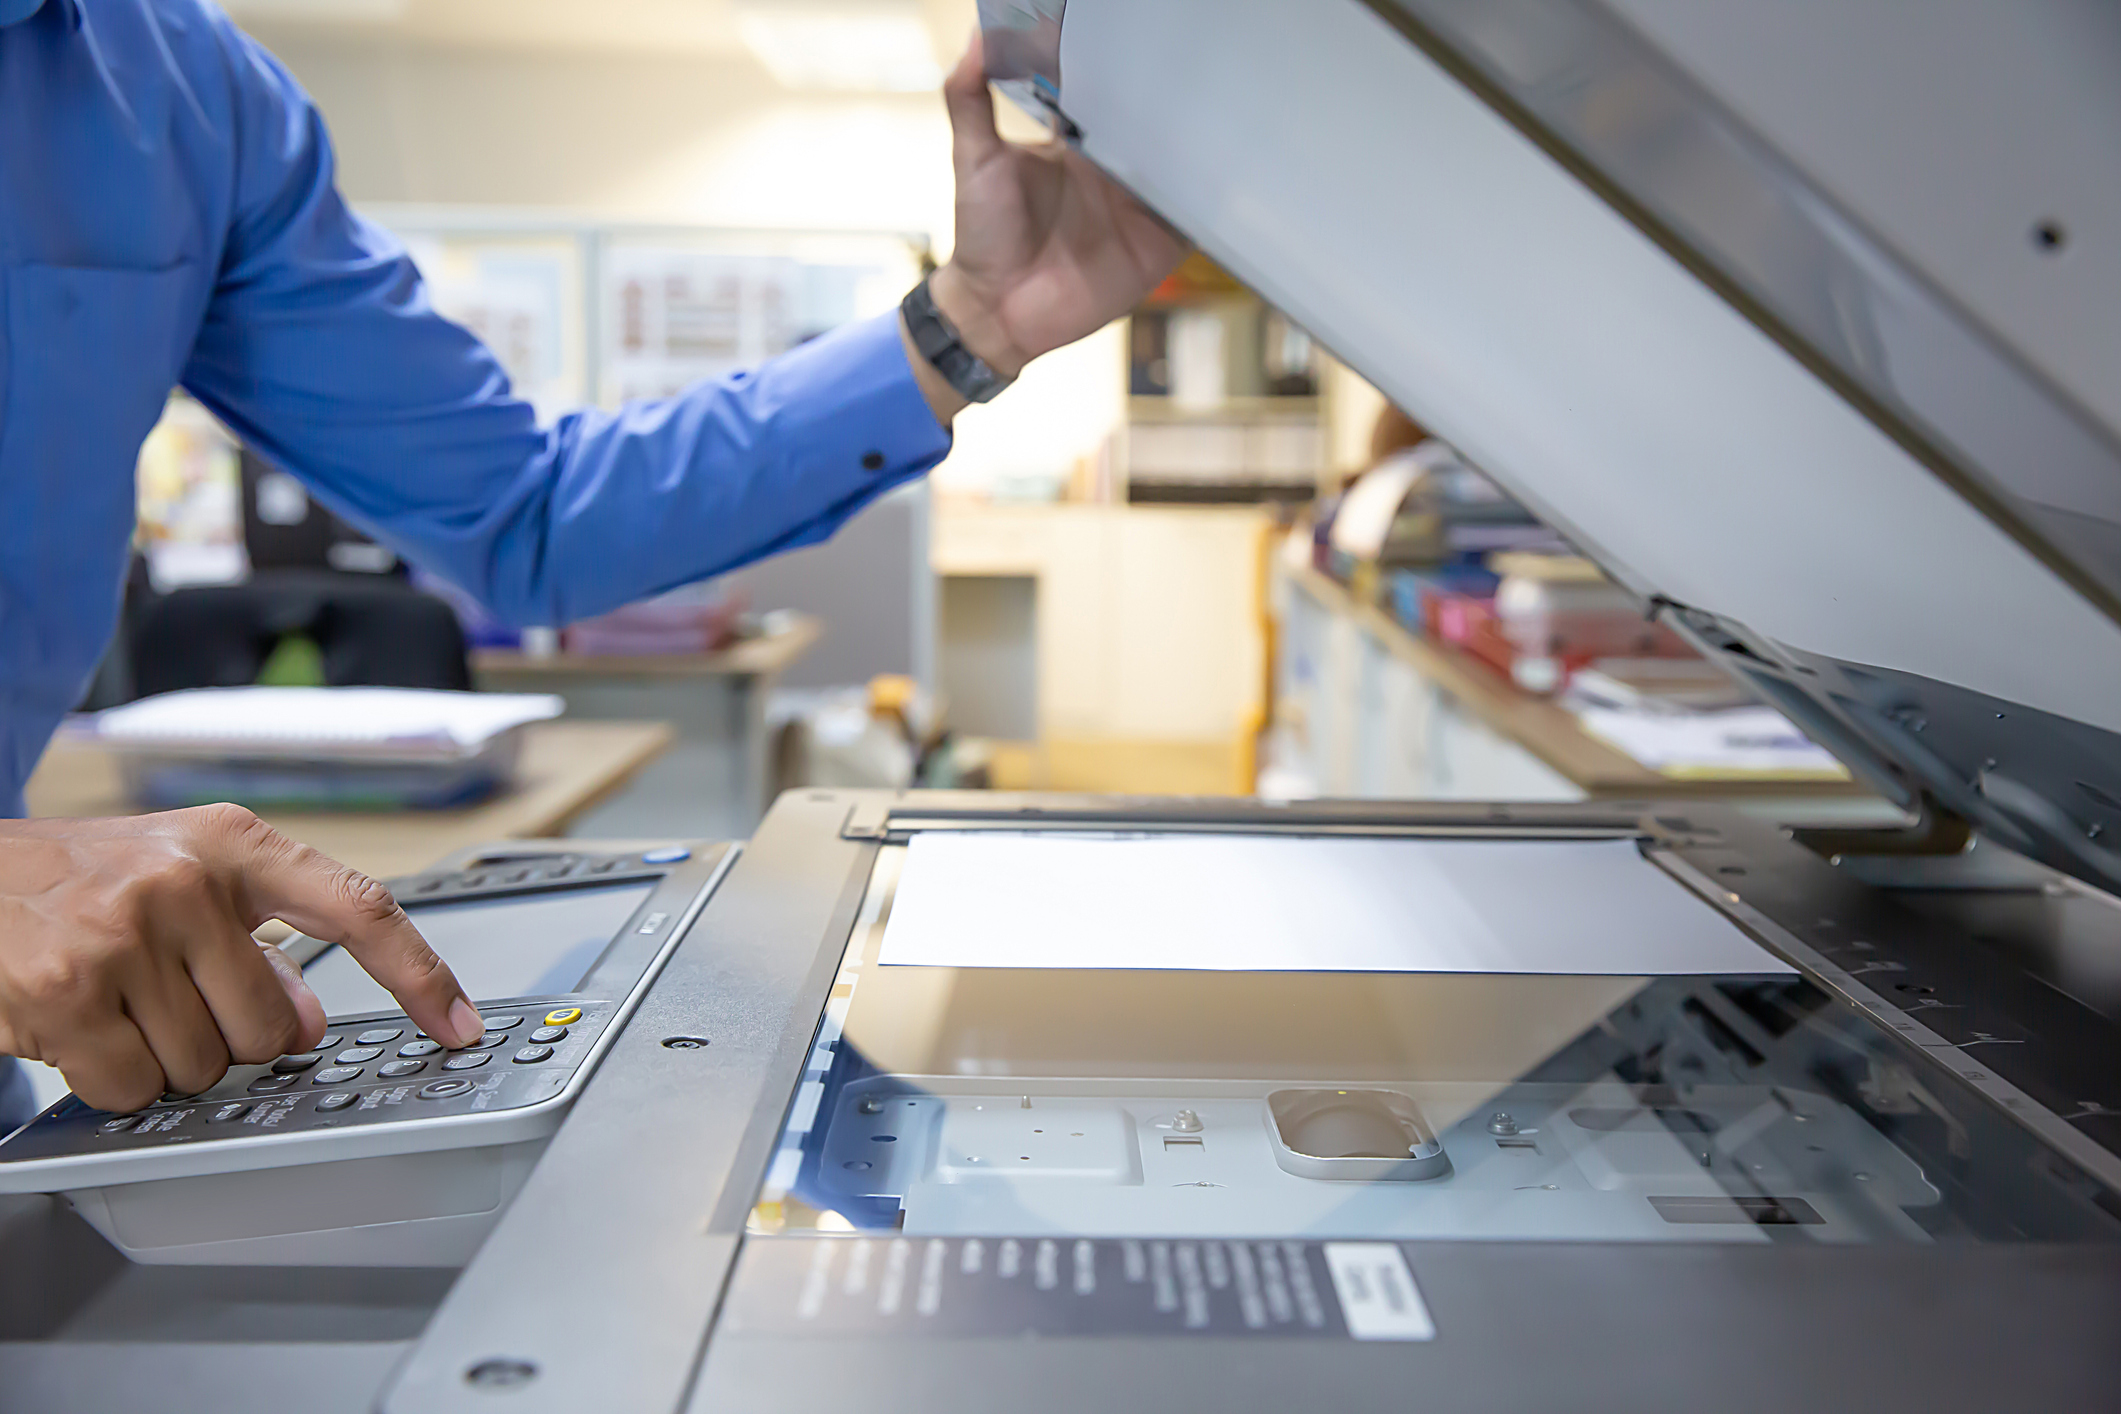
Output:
[{"xmin": 5, "ymin": 1, "xmax": 2121, "ymax": 1409}]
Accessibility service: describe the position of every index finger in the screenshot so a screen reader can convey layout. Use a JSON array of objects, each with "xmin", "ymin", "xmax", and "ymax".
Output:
[{"xmin": 189, "ymin": 806, "xmax": 483, "ymax": 1048}]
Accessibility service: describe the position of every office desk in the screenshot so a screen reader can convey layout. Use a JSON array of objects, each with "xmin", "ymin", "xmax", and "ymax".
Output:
[
  {"xmin": 471, "ymin": 615, "xmax": 818, "ymax": 827},
  {"xmin": 24, "ymin": 719, "xmax": 675, "ymax": 881}
]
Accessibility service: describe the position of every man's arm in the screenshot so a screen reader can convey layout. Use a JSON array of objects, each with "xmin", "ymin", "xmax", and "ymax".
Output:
[
  {"xmin": 182, "ymin": 22, "xmax": 947, "ymax": 627},
  {"xmin": 182, "ymin": 27, "xmax": 1183, "ymax": 628}
]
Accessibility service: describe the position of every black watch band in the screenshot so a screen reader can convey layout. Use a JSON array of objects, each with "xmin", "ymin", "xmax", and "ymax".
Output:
[{"xmin": 901, "ymin": 275, "xmax": 1013, "ymax": 404}]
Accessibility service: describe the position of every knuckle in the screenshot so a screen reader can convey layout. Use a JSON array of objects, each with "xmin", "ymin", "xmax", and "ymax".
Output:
[
  {"xmin": 139, "ymin": 852, "xmax": 212, "ymax": 900},
  {"xmin": 192, "ymin": 801, "xmax": 264, "ymax": 841},
  {"xmin": 192, "ymin": 802, "xmax": 287, "ymax": 870},
  {"xmin": 74, "ymin": 891, "xmax": 139, "ymax": 944},
  {"xmin": 15, "ymin": 948, "xmax": 101, "ymax": 1012},
  {"xmin": 336, "ymin": 870, "xmax": 405, "ymax": 930}
]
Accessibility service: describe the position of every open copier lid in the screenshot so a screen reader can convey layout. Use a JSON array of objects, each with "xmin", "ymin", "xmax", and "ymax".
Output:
[{"xmin": 982, "ymin": 0, "xmax": 2121, "ymax": 889}]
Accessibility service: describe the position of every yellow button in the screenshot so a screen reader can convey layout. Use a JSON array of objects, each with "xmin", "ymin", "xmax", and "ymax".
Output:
[{"xmin": 543, "ymin": 1007, "xmax": 582, "ymax": 1027}]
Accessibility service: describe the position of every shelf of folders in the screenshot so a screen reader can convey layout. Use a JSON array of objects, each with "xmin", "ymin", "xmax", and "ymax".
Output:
[
  {"xmin": 1123, "ymin": 253, "xmax": 1327, "ymax": 505},
  {"xmin": 1313, "ymin": 443, "xmax": 1850, "ymax": 785}
]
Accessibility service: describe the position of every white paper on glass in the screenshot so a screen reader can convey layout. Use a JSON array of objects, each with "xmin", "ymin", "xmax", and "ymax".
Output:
[{"xmin": 878, "ymin": 833, "xmax": 1793, "ymax": 976}]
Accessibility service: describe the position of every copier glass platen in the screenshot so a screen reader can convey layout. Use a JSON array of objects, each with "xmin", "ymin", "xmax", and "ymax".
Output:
[
  {"xmin": 11, "ymin": 0, "xmax": 2121, "ymax": 1409},
  {"xmin": 0, "ymin": 841, "xmax": 734, "ymax": 1267}
]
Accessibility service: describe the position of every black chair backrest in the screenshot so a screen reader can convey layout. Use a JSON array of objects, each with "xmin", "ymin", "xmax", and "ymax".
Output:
[{"xmin": 130, "ymin": 570, "xmax": 472, "ymax": 699}]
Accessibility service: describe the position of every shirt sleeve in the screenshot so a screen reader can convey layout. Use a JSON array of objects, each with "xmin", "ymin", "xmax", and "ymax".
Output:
[{"xmin": 180, "ymin": 22, "xmax": 950, "ymax": 628}]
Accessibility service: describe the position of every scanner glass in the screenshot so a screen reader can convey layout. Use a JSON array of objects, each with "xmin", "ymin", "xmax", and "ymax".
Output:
[{"xmin": 745, "ymin": 845, "xmax": 2121, "ymax": 1248}]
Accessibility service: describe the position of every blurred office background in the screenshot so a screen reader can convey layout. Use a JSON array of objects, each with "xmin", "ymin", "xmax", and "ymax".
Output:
[{"xmin": 91, "ymin": 0, "xmax": 1880, "ymax": 856}]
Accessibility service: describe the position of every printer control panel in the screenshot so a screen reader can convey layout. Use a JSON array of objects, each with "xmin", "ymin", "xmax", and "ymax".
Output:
[
  {"xmin": 0, "ymin": 839, "xmax": 735, "ymax": 1191},
  {"xmin": 0, "ymin": 999, "xmax": 614, "ymax": 1163}
]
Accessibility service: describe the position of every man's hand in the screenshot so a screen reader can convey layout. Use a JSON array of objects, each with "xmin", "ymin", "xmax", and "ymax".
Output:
[
  {"xmin": 0, "ymin": 805, "xmax": 483, "ymax": 1114},
  {"xmin": 905, "ymin": 35, "xmax": 1189, "ymax": 424}
]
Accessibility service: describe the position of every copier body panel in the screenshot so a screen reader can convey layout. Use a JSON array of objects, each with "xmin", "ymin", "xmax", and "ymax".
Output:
[{"xmin": 9, "ymin": 0, "xmax": 2121, "ymax": 1409}]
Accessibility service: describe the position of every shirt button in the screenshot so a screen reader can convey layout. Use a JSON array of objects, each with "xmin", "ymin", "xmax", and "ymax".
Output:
[{"xmin": 861, "ymin": 451, "xmax": 885, "ymax": 471}]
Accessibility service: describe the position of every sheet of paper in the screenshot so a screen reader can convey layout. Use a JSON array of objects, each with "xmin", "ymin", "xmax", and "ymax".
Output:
[{"xmin": 879, "ymin": 833, "xmax": 1793, "ymax": 976}]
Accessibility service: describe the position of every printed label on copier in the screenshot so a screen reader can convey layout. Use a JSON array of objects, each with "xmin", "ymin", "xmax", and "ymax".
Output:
[
  {"xmin": 1321, "ymin": 1243, "xmax": 1435, "ymax": 1340},
  {"xmin": 721, "ymin": 1236, "xmax": 1434, "ymax": 1341}
]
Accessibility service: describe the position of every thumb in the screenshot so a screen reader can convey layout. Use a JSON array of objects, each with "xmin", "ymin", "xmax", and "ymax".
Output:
[{"xmin": 942, "ymin": 34, "xmax": 1005, "ymax": 171}]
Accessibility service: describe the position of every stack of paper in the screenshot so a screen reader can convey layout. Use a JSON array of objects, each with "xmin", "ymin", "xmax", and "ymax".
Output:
[
  {"xmin": 74, "ymin": 688, "xmax": 564, "ymax": 810},
  {"xmin": 85, "ymin": 688, "xmax": 562, "ymax": 760},
  {"xmin": 1571, "ymin": 704, "xmax": 1846, "ymax": 780}
]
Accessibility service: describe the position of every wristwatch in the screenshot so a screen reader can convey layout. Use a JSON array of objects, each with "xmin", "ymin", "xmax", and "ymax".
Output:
[{"xmin": 901, "ymin": 275, "xmax": 1014, "ymax": 404}]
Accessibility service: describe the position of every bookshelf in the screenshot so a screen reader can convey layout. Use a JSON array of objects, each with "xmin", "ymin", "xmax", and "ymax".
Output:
[{"xmin": 1119, "ymin": 254, "xmax": 1335, "ymax": 505}]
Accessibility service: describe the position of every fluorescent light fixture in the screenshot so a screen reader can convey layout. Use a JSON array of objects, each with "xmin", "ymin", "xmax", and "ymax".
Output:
[
  {"xmin": 219, "ymin": 0, "xmax": 408, "ymax": 19},
  {"xmin": 736, "ymin": 0, "xmax": 944, "ymax": 92}
]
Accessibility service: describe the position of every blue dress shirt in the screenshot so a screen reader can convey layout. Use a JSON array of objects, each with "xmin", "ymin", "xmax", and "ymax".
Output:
[{"xmin": 0, "ymin": 0, "xmax": 953, "ymax": 817}]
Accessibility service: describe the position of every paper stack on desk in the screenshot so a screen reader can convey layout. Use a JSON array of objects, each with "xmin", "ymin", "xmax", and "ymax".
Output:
[
  {"xmin": 1570, "ymin": 705, "xmax": 1846, "ymax": 779},
  {"xmin": 1562, "ymin": 662, "xmax": 1847, "ymax": 780},
  {"xmin": 72, "ymin": 687, "xmax": 562, "ymax": 810}
]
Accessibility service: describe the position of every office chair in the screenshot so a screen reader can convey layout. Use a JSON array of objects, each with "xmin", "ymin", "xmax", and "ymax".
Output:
[{"xmin": 130, "ymin": 569, "xmax": 473, "ymax": 698}]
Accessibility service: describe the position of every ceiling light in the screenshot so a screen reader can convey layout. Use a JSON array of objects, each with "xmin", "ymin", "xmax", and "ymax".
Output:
[
  {"xmin": 218, "ymin": 0, "xmax": 408, "ymax": 20},
  {"xmin": 735, "ymin": 0, "xmax": 944, "ymax": 93}
]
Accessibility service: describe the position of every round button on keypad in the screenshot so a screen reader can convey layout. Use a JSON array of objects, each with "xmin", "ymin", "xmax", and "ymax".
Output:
[
  {"xmin": 461, "ymin": 1032, "xmax": 509, "ymax": 1050},
  {"xmin": 397, "ymin": 1039, "xmax": 442, "ymax": 1058},
  {"xmin": 99, "ymin": 1116, "xmax": 139, "ymax": 1134},
  {"xmin": 335, "ymin": 1046, "xmax": 385, "ymax": 1065},
  {"xmin": 354, "ymin": 1027, "xmax": 404, "ymax": 1046},
  {"xmin": 310, "ymin": 1066, "xmax": 364, "ymax": 1085},
  {"xmin": 418, "ymin": 1079, "xmax": 475, "ymax": 1100},
  {"xmin": 441, "ymin": 1052, "xmax": 491, "ymax": 1072},
  {"xmin": 512, "ymin": 1045, "xmax": 555, "ymax": 1064},
  {"xmin": 529, "ymin": 1026, "xmax": 568, "ymax": 1045},
  {"xmin": 378, "ymin": 1059, "xmax": 426, "ymax": 1078},
  {"xmin": 272, "ymin": 1053, "xmax": 323, "ymax": 1073},
  {"xmin": 481, "ymin": 1014, "xmax": 525, "ymax": 1031},
  {"xmin": 248, "ymin": 1074, "xmax": 298, "ymax": 1094},
  {"xmin": 315, "ymin": 1091, "xmax": 359, "ymax": 1112}
]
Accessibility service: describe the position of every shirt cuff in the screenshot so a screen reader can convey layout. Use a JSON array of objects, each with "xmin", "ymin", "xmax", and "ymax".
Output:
[{"xmin": 767, "ymin": 307, "xmax": 953, "ymax": 490}]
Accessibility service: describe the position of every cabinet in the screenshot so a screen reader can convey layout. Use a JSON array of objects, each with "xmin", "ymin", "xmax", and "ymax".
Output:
[{"xmin": 934, "ymin": 503, "xmax": 1272, "ymax": 792}]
